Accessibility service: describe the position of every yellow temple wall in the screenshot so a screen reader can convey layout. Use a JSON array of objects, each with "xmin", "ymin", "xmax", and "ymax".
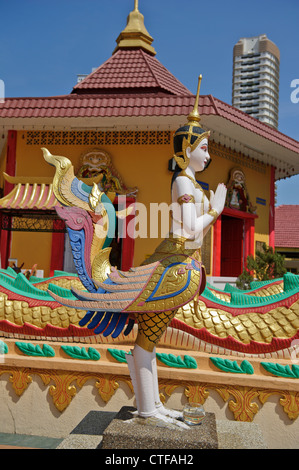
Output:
[
  {"xmin": 6, "ymin": 130, "xmax": 272, "ymax": 276},
  {"xmin": 10, "ymin": 231, "xmax": 53, "ymax": 275}
]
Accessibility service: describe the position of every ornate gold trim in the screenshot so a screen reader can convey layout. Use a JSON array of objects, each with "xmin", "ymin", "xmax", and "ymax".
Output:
[
  {"xmin": 207, "ymin": 208, "xmax": 219, "ymax": 224},
  {"xmin": 3, "ymin": 173, "xmax": 53, "ymax": 185},
  {"xmin": 0, "ymin": 366, "xmax": 298, "ymax": 421},
  {"xmin": 177, "ymin": 194, "xmax": 195, "ymax": 205},
  {"xmin": 158, "ymin": 379, "xmax": 299, "ymax": 422}
]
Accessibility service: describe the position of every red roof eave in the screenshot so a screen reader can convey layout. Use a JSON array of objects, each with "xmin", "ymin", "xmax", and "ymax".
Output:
[
  {"xmin": 212, "ymin": 96, "xmax": 299, "ymax": 154},
  {"xmin": 0, "ymin": 94, "xmax": 299, "ymax": 154},
  {"xmin": 0, "ymin": 94, "xmax": 196, "ymax": 118}
]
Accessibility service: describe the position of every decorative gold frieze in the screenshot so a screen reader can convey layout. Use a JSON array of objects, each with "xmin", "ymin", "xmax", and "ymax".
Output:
[
  {"xmin": 259, "ymin": 389, "xmax": 299, "ymax": 420},
  {"xmin": 223, "ymin": 386, "xmax": 260, "ymax": 422},
  {"xmin": 2, "ymin": 367, "xmax": 33, "ymax": 396},
  {"xmin": 0, "ymin": 365, "xmax": 299, "ymax": 421}
]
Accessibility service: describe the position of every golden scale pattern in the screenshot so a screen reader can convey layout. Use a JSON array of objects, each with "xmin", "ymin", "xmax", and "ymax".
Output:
[
  {"xmin": 126, "ymin": 251, "xmax": 202, "ymax": 348},
  {"xmin": 0, "ymin": 277, "xmax": 86, "ymax": 329},
  {"xmin": 0, "ymin": 293, "xmax": 85, "ymax": 329},
  {"xmin": 34, "ymin": 277, "xmax": 84, "ymax": 292},
  {"xmin": 175, "ymin": 299, "xmax": 299, "ymax": 344},
  {"xmin": 137, "ymin": 310, "xmax": 177, "ymax": 346},
  {"xmin": 249, "ymin": 283, "xmax": 284, "ymax": 297},
  {"xmin": 1, "ymin": 285, "xmax": 299, "ymax": 345}
]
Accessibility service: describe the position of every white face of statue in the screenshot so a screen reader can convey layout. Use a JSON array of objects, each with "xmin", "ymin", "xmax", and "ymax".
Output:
[{"xmin": 186, "ymin": 138, "xmax": 210, "ymax": 172}]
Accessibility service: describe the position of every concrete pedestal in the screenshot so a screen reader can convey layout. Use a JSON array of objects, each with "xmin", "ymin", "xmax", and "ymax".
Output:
[
  {"xmin": 101, "ymin": 407, "xmax": 218, "ymax": 449},
  {"xmin": 57, "ymin": 408, "xmax": 268, "ymax": 449}
]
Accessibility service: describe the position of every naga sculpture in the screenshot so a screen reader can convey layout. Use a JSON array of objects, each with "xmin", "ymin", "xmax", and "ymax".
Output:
[{"xmin": 43, "ymin": 76, "xmax": 227, "ymax": 428}]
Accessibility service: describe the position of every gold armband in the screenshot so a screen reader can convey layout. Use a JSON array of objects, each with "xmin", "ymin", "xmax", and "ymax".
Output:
[
  {"xmin": 208, "ymin": 208, "xmax": 219, "ymax": 224},
  {"xmin": 177, "ymin": 194, "xmax": 195, "ymax": 205}
]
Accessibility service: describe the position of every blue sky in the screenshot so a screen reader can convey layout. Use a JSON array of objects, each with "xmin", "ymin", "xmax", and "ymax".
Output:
[{"xmin": 1, "ymin": 0, "xmax": 298, "ymax": 205}]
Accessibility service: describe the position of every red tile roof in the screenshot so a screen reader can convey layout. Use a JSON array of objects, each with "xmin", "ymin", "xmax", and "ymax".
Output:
[
  {"xmin": 0, "ymin": 94, "xmax": 195, "ymax": 118},
  {"xmin": 0, "ymin": 45, "xmax": 299, "ymax": 158},
  {"xmin": 211, "ymin": 97, "xmax": 299, "ymax": 154},
  {"xmin": 72, "ymin": 49, "xmax": 192, "ymax": 96},
  {"xmin": 1, "ymin": 93, "xmax": 299, "ymax": 155},
  {"xmin": 275, "ymin": 205, "xmax": 299, "ymax": 248}
]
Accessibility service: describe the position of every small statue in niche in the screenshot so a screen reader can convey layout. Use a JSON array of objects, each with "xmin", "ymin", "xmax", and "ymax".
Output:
[
  {"xmin": 77, "ymin": 149, "xmax": 137, "ymax": 196},
  {"xmin": 226, "ymin": 167, "xmax": 256, "ymax": 213}
]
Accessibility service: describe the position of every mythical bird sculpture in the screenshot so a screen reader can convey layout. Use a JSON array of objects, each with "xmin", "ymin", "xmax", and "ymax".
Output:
[{"xmin": 44, "ymin": 76, "xmax": 227, "ymax": 429}]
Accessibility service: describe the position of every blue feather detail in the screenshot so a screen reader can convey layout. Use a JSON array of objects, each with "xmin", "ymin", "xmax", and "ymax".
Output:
[
  {"xmin": 102, "ymin": 313, "xmax": 122, "ymax": 337},
  {"xmin": 79, "ymin": 310, "xmax": 95, "ymax": 327},
  {"xmin": 70, "ymin": 179, "xmax": 90, "ymax": 203},
  {"xmin": 87, "ymin": 311, "xmax": 105, "ymax": 329},
  {"xmin": 111, "ymin": 314, "xmax": 129, "ymax": 338},
  {"xmin": 124, "ymin": 318, "xmax": 135, "ymax": 336},
  {"xmin": 94, "ymin": 312, "xmax": 113, "ymax": 334},
  {"xmin": 68, "ymin": 228, "xmax": 97, "ymax": 293}
]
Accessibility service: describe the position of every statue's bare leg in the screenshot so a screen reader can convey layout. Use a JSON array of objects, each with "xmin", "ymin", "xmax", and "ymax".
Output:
[
  {"xmin": 126, "ymin": 344, "xmax": 189, "ymax": 429},
  {"xmin": 151, "ymin": 347, "xmax": 184, "ymax": 420}
]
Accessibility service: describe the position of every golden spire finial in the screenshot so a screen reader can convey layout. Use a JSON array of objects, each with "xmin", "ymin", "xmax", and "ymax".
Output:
[
  {"xmin": 113, "ymin": 0, "xmax": 156, "ymax": 56},
  {"xmin": 187, "ymin": 75, "xmax": 202, "ymax": 126}
]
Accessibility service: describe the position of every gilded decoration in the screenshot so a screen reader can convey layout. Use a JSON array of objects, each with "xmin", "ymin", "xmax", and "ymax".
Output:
[
  {"xmin": 1, "ymin": 366, "xmax": 298, "ymax": 421},
  {"xmin": 1, "ymin": 272, "xmax": 299, "ymax": 358},
  {"xmin": 113, "ymin": 0, "xmax": 156, "ymax": 56}
]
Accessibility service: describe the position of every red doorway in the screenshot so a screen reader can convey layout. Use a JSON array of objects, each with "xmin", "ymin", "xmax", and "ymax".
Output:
[
  {"xmin": 221, "ymin": 216, "xmax": 244, "ymax": 276},
  {"xmin": 213, "ymin": 207, "xmax": 258, "ymax": 277}
]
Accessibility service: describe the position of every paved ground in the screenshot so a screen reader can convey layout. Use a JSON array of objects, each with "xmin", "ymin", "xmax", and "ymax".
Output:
[
  {"xmin": 0, "ymin": 410, "xmax": 268, "ymax": 449},
  {"xmin": 0, "ymin": 432, "xmax": 63, "ymax": 449}
]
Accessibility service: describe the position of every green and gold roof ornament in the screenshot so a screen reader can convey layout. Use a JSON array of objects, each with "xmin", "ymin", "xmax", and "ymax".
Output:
[
  {"xmin": 113, "ymin": 0, "xmax": 156, "ymax": 56},
  {"xmin": 173, "ymin": 75, "xmax": 211, "ymax": 171}
]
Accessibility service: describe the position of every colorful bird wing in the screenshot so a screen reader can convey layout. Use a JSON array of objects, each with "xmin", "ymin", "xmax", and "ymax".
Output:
[
  {"xmin": 48, "ymin": 289, "xmax": 134, "ymax": 312},
  {"xmin": 46, "ymin": 282, "xmax": 136, "ymax": 338},
  {"xmin": 123, "ymin": 255, "xmax": 202, "ymax": 314}
]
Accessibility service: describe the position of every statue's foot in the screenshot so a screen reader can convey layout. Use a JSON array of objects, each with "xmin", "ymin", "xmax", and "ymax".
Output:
[
  {"xmin": 126, "ymin": 410, "xmax": 189, "ymax": 430},
  {"xmin": 156, "ymin": 404, "xmax": 184, "ymax": 421},
  {"xmin": 153, "ymin": 412, "xmax": 189, "ymax": 430}
]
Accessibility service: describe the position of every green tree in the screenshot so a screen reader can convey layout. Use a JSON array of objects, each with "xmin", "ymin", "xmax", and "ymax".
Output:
[{"xmin": 236, "ymin": 243, "xmax": 286, "ymax": 290}]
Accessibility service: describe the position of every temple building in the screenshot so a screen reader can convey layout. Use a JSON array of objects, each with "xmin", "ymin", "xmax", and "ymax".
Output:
[{"xmin": 0, "ymin": 2, "xmax": 298, "ymax": 281}]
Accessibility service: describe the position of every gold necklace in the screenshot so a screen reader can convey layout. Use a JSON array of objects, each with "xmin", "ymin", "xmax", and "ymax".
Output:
[
  {"xmin": 180, "ymin": 170, "xmax": 204, "ymax": 192},
  {"xmin": 179, "ymin": 171, "xmax": 215, "ymax": 217}
]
